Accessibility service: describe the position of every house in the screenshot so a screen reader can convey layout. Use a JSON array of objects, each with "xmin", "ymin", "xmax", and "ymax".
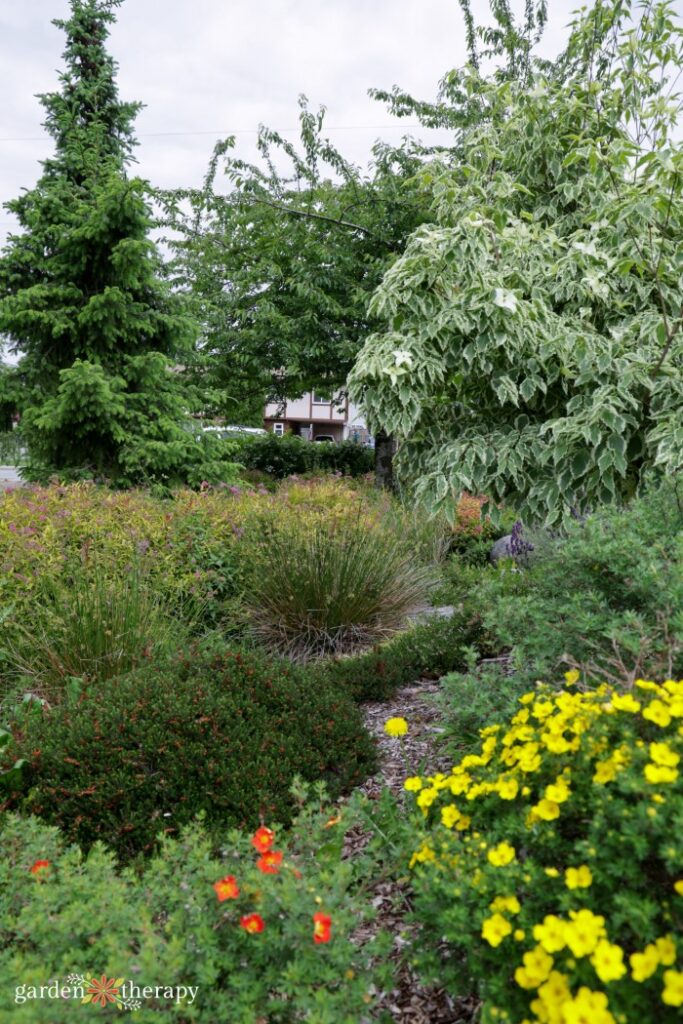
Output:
[{"xmin": 264, "ymin": 391, "xmax": 371, "ymax": 444}]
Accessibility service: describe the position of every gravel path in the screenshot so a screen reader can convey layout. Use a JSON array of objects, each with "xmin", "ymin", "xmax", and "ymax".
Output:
[{"xmin": 345, "ymin": 680, "xmax": 477, "ymax": 1024}]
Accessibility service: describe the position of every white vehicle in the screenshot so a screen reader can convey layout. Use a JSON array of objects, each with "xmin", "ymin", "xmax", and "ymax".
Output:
[{"xmin": 202, "ymin": 425, "xmax": 267, "ymax": 439}]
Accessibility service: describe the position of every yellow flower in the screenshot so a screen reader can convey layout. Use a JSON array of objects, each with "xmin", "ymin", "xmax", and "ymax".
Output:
[
  {"xmin": 630, "ymin": 944, "xmax": 660, "ymax": 982},
  {"xmin": 532, "ymin": 799, "xmax": 561, "ymax": 821},
  {"xmin": 384, "ymin": 717, "xmax": 408, "ymax": 737},
  {"xmin": 487, "ymin": 842, "xmax": 516, "ymax": 867},
  {"xmin": 497, "ymin": 777, "xmax": 519, "ymax": 800},
  {"xmin": 544, "ymin": 778, "xmax": 570, "ymax": 803},
  {"xmin": 514, "ymin": 929, "xmax": 526, "ymax": 941},
  {"xmin": 416, "ymin": 788, "xmax": 438, "ymax": 812},
  {"xmin": 532, "ymin": 700, "xmax": 554, "ymax": 720},
  {"xmin": 642, "ymin": 700, "xmax": 672, "ymax": 728},
  {"xmin": 409, "ymin": 842, "xmax": 435, "ymax": 868},
  {"xmin": 537, "ymin": 970, "xmax": 571, "ymax": 1009},
  {"xmin": 490, "ymin": 895, "xmax": 521, "ymax": 915},
  {"xmin": 403, "ymin": 776, "xmax": 422, "ymax": 792},
  {"xmin": 564, "ymin": 670, "xmax": 580, "ymax": 685},
  {"xmin": 662, "ymin": 970, "xmax": 683, "ymax": 1007},
  {"xmin": 449, "ymin": 773, "xmax": 471, "ymax": 795},
  {"xmin": 482, "ymin": 913, "xmax": 513, "ymax": 947},
  {"xmin": 590, "ymin": 940, "xmax": 626, "ymax": 983},
  {"xmin": 544, "ymin": 867, "xmax": 560, "ymax": 878},
  {"xmin": 610, "ymin": 693, "xmax": 641, "ymax": 713},
  {"xmin": 593, "ymin": 759, "xmax": 618, "ymax": 784},
  {"xmin": 655, "ymin": 935, "xmax": 677, "ymax": 966},
  {"xmin": 565, "ymin": 865, "xmax": 593, "ymax": 890},
  {"xmin": 562, "ymin": 987, "xmax": 616, "ymax": 1024},
  {"xmin": 564, "ymin": 909, "xmax": 606, "ymax": 958},
  {"xmin": 440, "ymin": 804, "xmax": 461, "ymax": 829},
  {"xmin": 644, "ymin": 763, "xmax": 678, "ymax": 784},
  {"xmin": 515, "ymin": 946, "xmax": 554, "ymax": 988},
  {"xmin": 649, "ymin": 742, "xmax": 680, "ymax": 767},
  {"xmin": 674, "ymin": 880, "xmax": 683, "ymax": 896},
  {"xmin": 533, "ymin": 915, "xmax": 567, "ymax": 953}
]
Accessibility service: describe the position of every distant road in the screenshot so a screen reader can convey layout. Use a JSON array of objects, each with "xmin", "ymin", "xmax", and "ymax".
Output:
[{"xmin": 0, "ymin": 466, "xmax": 22, "ymax": 490}]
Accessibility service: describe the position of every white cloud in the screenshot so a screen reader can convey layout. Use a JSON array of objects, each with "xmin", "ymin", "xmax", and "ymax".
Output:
[{"xmin": 0, "ymin": 0, "xmax": 594, "ymax": 242}]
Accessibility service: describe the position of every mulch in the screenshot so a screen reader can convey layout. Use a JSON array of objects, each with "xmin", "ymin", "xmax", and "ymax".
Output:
[{"xmin": 343, "ymin": 680, "xmax": 479, "ymax": 1024}]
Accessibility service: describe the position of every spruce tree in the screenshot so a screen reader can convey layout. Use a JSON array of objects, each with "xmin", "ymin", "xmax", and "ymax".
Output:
[{"xmin": 0, "ymin": 0, "xmax": 199, "ymax": 484}]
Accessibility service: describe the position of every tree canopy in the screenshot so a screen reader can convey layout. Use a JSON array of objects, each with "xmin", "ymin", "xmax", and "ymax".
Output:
[
  {"xmin": 350, "ymin": 0, "xmax": 683, "ymax": 522},
  {"xmin": 0, "ymin": 0, "xmax": 230, "ymax": 486}
]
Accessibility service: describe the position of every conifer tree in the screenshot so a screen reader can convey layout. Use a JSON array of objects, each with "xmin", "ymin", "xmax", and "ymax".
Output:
[{"xmin": 0, "ymin": 0, "xmax": 203, "ymax": 484}]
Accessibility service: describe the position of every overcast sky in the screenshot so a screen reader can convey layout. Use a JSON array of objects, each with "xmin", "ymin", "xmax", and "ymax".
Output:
[{"xmin": 0, "ymin": 0, "xmax": 599, "ymax": 247}]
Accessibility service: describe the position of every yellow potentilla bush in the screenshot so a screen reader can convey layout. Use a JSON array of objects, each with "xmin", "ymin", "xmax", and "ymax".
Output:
[{"xmin": 405, "ymin": 678, "xmax": 683, "ymax": 1024}]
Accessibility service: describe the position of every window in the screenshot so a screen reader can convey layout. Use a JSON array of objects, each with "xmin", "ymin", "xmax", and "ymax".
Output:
[
  {"xmin": 312, "ymin": 392, "xmax": 331, "ymax": 405},
  {"xmin": 273, "ymin": 423, "xmax": 284, "ymax": 436}
]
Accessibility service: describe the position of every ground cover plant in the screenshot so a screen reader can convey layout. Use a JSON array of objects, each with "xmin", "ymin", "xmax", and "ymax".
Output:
[
  {"xmin": 0, "ymin": 645, "xmax": 376, "ymax": 862},
  {"xmin": 401, "ymin": 673, "xmax": 683, "ymax": 1024}
]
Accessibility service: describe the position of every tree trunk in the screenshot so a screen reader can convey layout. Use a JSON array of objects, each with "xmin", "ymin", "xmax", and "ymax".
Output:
[{"xmin": 374, "ymin": 429, "xmax": 395, "ymax": 490}]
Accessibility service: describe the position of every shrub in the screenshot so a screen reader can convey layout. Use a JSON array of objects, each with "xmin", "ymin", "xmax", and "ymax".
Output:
[
  {"xmin": 318, "ymin": 607, "xmax": 487, "ymax": 702},
  {"xmin": 0, "ymin": 790, "xmax": 392, "ymax": 1022},
  {"xmin": 0, "ymin": 646, "xmax": 376, "ymax": 861},
  {"xmin": 238, "ymin": 432, "xmax": 374, "ymax": 478},
  {"xmin": 242, "ymin": 512, "xmax": 434, "ymax": 660},
  {"xmin": 404, "ymin": 674, "xmax": 683, "ymax": 1024},
  {"xmin": 464, "ymin": 484, "xmax": 683, "ymax": 685},
  {"xmin": 438, "ymin": 665, "xmax": 530, "ymax": 754}
]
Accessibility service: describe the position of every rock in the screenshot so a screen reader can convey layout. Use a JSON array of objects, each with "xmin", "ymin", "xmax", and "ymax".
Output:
[
  {"xmin": 489, "ymin": 535, "xmax": 513, "ymax": 563},
  {"xmin": 406, "ymin": 605, "xmax": 455, "ymax": 625}
]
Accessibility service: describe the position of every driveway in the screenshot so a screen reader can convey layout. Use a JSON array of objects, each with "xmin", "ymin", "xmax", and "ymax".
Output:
[{"xmin": 0, "ymin": 466, "xmax": 23, "ymax": 490}]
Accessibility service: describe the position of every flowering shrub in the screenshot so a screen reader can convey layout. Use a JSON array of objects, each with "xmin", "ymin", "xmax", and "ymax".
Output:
[
  {"xmin": 405, "ymin": 674, "xmax": 683, "ymax": 1023},
  {"xmin": 0, "ymin": 788, "xmax": 392, "ymax": 1022}
]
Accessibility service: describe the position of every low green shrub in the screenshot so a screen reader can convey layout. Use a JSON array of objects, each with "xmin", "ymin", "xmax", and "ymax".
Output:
[
  {"xmin": 404, "ymin": 675, "xmax": 683, "ymax": 1024},
  {"xmin": 0, "ymin": 646, "xmax": 376, "ymax": 861},
  {"xmin": 438, "ymin": 665, "xmax": 530, "ymax": 754},
  {"xmin": 318, "ymin": 608, "xmax": 487, "ymax": 702},
  {"xmin": 242, "ymin": 512, "xmax": 434, "ymax": 660},
  {"xmin": 0, "ymin": 789, "xmax": 392, "ymax": 1023},
  {"xmin": 462, "ymin": 484, "xmax": 683, "ymax": 685}
]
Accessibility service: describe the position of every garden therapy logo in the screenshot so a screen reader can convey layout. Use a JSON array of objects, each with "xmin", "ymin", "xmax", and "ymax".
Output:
[{"xmin": 14, "ymin": 972, "xmax": 199, "ymax": 1011}]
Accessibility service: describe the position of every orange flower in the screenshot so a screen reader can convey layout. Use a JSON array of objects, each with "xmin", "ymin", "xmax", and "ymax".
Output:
[
  {"xmin": 256, "ymin": 850, "xmax": 283, "ymax": 874},
  {"xmin": 324, "ymin": 815, "xmax": 342, "ymax": 828},
  {"xmin": 313, "ymin": 911, "xmax": 332, "ymax": 944},
  {"xmin": 240, "ymin": 913, "xmax": 265, "ymax": 934},
  {"xmin": 213, "ymin": 875, "xmax": 240, "ymax": 901},
  {"xmin": 251, "ymin": 827, "xmax": 275, "ymax": 853},
  {"xmin": 29, "ymin": 859, "xmax": 50, "ymax": 876}
]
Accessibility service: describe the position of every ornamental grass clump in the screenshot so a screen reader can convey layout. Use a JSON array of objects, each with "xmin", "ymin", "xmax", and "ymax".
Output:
[
  {"xmin": 404, "ymin": 673, "xmax": 683, "ymax": 1024},
  {"xmin": 242, "ymin": 512, "xmax": 434, "ymax": 661},
  {"xmin": 4, "ymin": 567, "xmax": 187, "ymax": 703}
]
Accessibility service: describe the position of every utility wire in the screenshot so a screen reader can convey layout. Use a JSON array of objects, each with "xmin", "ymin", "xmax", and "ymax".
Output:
[{"xmin": 0, "ymin": 123, "xmax": 424, "ymax": 143}]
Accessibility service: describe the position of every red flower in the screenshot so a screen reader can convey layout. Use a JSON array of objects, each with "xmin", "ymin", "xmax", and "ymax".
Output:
[
  {"xmin": 29, "ymin": 859, "xmax": 50, "ymax": 876},
  {"xmin": 256, "ymin": 850, "xmax": 283, "ymax": 874},
  {"xmin": 240, "ymin": 913, "xmax": 265, "ymax": 934},
  {"xmin": 251, "ymin": 826, "xmax": 275, "ymax": 853},
  {"xmin": 313, "ymin": 912, "xmax": 332, "ymax": 944},
  {"xmin": 213, "ymin": 875, "xmax": 240, "ymax": 901}
]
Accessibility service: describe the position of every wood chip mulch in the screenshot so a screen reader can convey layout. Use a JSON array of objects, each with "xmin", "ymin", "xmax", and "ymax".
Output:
[{"xmin": 342, "ymin": 680, "xmax": 479, "ymax": 1024}]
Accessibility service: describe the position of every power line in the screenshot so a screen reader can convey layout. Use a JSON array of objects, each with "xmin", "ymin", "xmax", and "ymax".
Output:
[{"xmin": 0, "ymin": 123, "xmax": 424, "ymax": 143}]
